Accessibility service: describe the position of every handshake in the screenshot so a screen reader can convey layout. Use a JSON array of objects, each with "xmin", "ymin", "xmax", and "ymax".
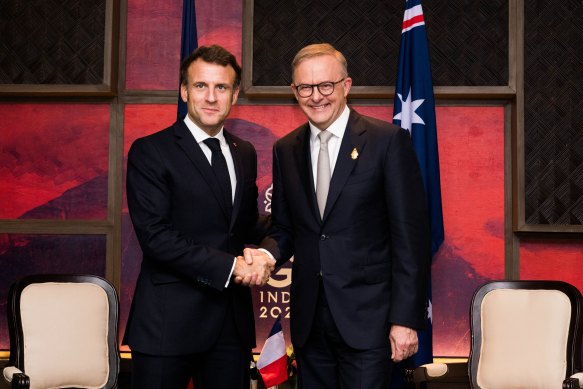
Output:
[{"xmin": 232, "ymin": 248, "xmax": 276, "ymax": 287}]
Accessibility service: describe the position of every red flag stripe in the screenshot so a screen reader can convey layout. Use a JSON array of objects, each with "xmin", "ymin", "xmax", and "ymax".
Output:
[
  {"xmin": 402, "ymin": 14, "xmax": 425, "ymax": 32},
  {"xmin": 259, "ymin": 354, "xmax": 288, "ymax": 387}
]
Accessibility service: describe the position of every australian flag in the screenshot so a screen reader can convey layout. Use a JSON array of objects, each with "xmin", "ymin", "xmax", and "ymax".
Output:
[
  {"xmin": 391, "ymin": 0, "xmax": 445, "ymax": 386},
  {"xmin": 177, "ymin": 0, "xmax": 198, "ymax": 120}
]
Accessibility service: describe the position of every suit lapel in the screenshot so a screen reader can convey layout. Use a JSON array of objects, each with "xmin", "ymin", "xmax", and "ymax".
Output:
[
  {"xmin": 225, "ymin": 130, "xmax": 241, "ymax": 229},
  {"xmin": 293, "ymin": 125, "xmax": 321, "ymax": 223},
  {"xmin": 173, "ymin": 121, "xmax": 231, "ymax": 222},
  {"xmin": 323, "ymin": 111, "xmax": 367, "ymax": 220}
]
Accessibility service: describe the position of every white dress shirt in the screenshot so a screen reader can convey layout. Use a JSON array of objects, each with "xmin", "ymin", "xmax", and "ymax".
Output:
[
  {"xmin": 309, "ymin": 105, "xmax": 350, "ymax": 187},
  {"xmin": 184, "ymin": 115, "xmax": 237, "ymax": 203}
]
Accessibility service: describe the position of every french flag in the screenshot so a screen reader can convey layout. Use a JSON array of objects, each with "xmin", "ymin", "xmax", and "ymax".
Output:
[{"xmin": 257, "ymin": 316, "xmax": 288, "ymax": 387}]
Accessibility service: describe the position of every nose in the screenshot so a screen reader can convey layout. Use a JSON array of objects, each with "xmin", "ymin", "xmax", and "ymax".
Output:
[
  {"xmin": 206, "ymin": 88, "xmax": 217, "ymax": 102},
  {"xmin": 311, "ymin": 86, "xmax": 324, "ymax": 101}
]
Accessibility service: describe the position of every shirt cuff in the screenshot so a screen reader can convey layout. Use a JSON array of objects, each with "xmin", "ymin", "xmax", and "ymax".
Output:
[
  {"xmin": 257, "ymin": 248, "xmax": 275, "ymax": 261},
  {"xmin": 225, "ymin": 257, "xmax": 236, "ymax": 287}
]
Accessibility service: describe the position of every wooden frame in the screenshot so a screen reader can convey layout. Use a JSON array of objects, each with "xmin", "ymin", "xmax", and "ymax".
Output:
[
  {"xmin": 241, "ymin": 0, "xmax": 515, "ymax": 100},
  {"xmin": 512, "ymin": 0, "xmax": 583, "ymax": 235},
  {"xmin": 0, "ymin": 0, "xmax": 119, "ymax": 97}
]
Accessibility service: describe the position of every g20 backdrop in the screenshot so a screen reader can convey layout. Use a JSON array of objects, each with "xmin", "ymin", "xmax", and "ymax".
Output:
[{"xmin": 1, "ymin": 0, "xmax": 582, "ymax": 357}]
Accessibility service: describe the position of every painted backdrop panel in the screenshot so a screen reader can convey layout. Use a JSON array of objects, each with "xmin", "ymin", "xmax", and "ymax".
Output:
[
  {"xmin": 0, "ymin": 104, "xmax": 109, "ymax": 220},
  {"xmin": 125, "ymin": 0, "xmax": 241, "ymax": 90},
  {"xmin": 431, "ymin": 106, "xmax": 505, "ymax": 356},
  {"xmin": 520, "ymin": 240, "xmax": 583, "ymax": 290}
]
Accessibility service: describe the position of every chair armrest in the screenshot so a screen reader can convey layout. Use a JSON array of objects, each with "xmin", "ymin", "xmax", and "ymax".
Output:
[
  {"xmin": 2, "ymin": 367, "xmax": 30, "ymax": 389},
  {"xmin": 563, "ymin": 372, "xmax": 583, "ymax": 389},
  {"xmin": 406, "ymin": 362, "xmax": 469, "ymax": 387},
  {"xmin": 3, "ymin": 366, "xmax": 22, "ymax": 383}
]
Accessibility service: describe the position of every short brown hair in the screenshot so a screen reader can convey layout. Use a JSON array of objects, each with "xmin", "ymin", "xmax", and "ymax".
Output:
[{"xmin": 180, "ymin": 45, "xmax": 241, "ymax": 88}]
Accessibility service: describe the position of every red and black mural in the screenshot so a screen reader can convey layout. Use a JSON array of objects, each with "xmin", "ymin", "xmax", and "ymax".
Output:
[{"xmin": 1, "ymin": 0, "xmax": 581, "ymax": 359}]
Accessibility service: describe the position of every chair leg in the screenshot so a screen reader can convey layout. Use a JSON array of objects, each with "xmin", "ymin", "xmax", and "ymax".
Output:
[
  {"xmin": 11, "ymin": 373, "xmax": 30, "ymax": 389},
  {"xmin": 563, "ymin": 377, "xmax": 580, "ymax": 389}
]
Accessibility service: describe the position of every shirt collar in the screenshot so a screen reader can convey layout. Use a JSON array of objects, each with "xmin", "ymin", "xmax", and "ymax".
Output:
[
  {"xmin": 184, "ymin": 115, "xmax": 227, "ymax": 145},
  {"xmin": 309, "ymin": 105, "xmax": 350, "ymax": 142}
]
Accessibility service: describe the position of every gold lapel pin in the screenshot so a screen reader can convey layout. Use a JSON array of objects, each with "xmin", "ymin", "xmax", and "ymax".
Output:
[{"xmin": 351, "ymin": 148, "xmax": 359, "ymax": 160}]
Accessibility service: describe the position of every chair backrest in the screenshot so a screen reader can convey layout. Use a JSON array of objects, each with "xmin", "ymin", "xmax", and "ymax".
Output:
[
  {"xmin": 7, "ymin": 274, "xmax": 120, "ymax": 389},
  {"xmin": 469, "ymin": 280, "xmax": 583, "ymax": 389}
]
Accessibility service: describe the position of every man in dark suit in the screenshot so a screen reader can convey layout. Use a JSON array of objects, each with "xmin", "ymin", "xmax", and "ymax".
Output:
[
  {"xmin": 125, "ymin": 45, "xmax": 275, "ymax": 389},
  {"xmin": 254, "ymin": 43, "xmax": 431, "ymax": 388}
]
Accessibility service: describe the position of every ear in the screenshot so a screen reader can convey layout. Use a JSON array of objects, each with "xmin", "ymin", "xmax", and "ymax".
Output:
[
  {"xmin": 342, "ymin": 77, "xmax": 353, "ymax": 97},
  {"xmin": 231, "ymin": 85, "xmax": 240, "ymax": 105},
  {"xmin": 290, "ymin": 84, "xmax": 299, "ymax": 100},
  {"xmin": 180, "ymin": 84, "xmax": 188, "ymax": 103}
]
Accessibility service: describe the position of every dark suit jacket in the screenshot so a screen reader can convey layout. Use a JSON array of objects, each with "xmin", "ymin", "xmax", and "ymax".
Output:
[
  {"xmin": 268, "ymin": 109, "xmax": 430, "ymax": 350},
  {"xmin": 125, "ymin": 120, "xmax": 264, "ymax": 356}
]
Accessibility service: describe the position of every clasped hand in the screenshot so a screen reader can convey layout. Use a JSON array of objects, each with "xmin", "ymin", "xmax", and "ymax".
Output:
[{"xmin": 233, "ymin": 248, "xmax": 276, "ymax": 287}]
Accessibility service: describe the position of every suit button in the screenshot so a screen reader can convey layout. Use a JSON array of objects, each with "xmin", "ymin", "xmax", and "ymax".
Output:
[{"xmin": 320, "ymin": 234, "xmax": 328, "ymax": 241}]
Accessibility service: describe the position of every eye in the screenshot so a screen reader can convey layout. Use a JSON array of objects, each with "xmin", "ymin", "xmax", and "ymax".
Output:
[
  {"xmin": 194, "ymin": 83, "xmax": 206, "ymax": 89},
  {"xmin": 319, "ymin": 82, "xmax": 333, "ymax": 92}
]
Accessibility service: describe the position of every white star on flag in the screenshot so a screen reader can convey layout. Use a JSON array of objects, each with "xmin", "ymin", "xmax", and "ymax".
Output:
[
  {"xmin": 393, "ymin": 87, "xmax": 425, "ymax": 132},
  {"xmin": 427, "ymin": 298, "xmax": 433, "ymax": 324}
]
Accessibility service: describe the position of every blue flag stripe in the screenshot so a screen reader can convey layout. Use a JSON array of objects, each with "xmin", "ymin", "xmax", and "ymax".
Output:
[
  {"xmin": 177, "ymin": 0, "xmax": 198, "ymax": 120},
  {"xmin": 268, "ymin": 315, "xmax": 283, "ymax": 337}
]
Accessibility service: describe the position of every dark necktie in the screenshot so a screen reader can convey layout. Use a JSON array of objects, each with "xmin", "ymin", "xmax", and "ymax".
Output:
[{"xmin": 203, "ymin": 138, "xmax": 232, "ymax": 212}]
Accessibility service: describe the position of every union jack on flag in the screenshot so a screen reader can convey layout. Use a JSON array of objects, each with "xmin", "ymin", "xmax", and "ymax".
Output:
[{"xmin": 391, "ymin": 0, "xmax": 444, "ymax": 385}]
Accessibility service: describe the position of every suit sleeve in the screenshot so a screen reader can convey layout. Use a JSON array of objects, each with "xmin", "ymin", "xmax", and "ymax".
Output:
[
  {"xmin": 126, "ymin": 137, "xmax": 234, "ymax": 291},
  {"xmin": 384, "ymin": 129, "xmax": 431, "ymax": 330},
  {"xmin": 259, "ymin": 143, "xmax": 294, "ymax": 266}
]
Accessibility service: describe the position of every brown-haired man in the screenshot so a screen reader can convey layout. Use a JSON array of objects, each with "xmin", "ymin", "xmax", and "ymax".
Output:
[{"xmin": 125, "ymin": 45, "xmax": 275, "ymax": 389}]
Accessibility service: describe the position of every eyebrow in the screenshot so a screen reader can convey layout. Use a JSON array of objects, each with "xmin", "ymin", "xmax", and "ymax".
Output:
[{"xmin": 192, "ymin": 81, "xmax": 231, "ymax": 87}]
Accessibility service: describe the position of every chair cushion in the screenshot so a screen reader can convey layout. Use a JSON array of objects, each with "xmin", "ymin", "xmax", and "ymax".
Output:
[
  {"xmin": 477, "ymin": 288, "xmax": 571, "ymax": 389},
  {"xmin": 20, "ymin": 282, "xmax": 110, "ymax": 389}
]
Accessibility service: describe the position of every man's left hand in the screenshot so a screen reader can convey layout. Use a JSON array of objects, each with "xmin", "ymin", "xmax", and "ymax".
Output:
[{"xmin": 389, "ymin": 325, "xmax": 418, "ymax": 362}]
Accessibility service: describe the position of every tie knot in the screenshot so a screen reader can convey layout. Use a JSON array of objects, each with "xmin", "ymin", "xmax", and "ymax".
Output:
[
  {"xmin": 203, "ymin": 138, "xmax": 221, "ymax": 152},
  {"xmin": 318, "ymin": 130, "xmax": 333, "ymax": 146}
]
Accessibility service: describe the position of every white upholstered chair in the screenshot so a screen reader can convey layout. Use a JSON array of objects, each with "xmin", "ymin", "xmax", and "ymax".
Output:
[
  {"xmin": 2, "ymin": 274, "xmax": 120, "ymax": 389},
  {"xmin": 407, "ymin": 280, "xmax": 583, "ymax": 389}
]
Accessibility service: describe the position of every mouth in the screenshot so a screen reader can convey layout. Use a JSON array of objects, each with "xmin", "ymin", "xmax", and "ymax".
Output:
[{"xmin": 309, "ymin": 103, "xmax": 330, "ymax": 111}]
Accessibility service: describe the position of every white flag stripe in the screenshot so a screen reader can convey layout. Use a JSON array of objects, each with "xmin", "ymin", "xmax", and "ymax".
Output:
[
  {"xmin": 256, "ymin": 331, "xmax": 286, "ymax": 369},
  {"xmin": 403, "ymin": 5, "xmax": 423, "ymax": 21}
]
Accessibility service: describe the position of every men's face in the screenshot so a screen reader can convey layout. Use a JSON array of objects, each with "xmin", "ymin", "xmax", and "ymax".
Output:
[
  {"xmin": 180, "ymin": 59, "xmax": 239, "ymax": 136},
  {"xmin": 291, "ymin": 54, "xmax": 352, "ymax": 131}
]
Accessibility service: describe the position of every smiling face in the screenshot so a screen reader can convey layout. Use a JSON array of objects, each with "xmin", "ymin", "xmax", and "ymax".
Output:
[
  {"xmin": 180, "ymin": 58, "xmax": 239, "ymax": 136},
  {"xmin": 291, "ymin": 54, "xmax": 352, "ymax": 131}
]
